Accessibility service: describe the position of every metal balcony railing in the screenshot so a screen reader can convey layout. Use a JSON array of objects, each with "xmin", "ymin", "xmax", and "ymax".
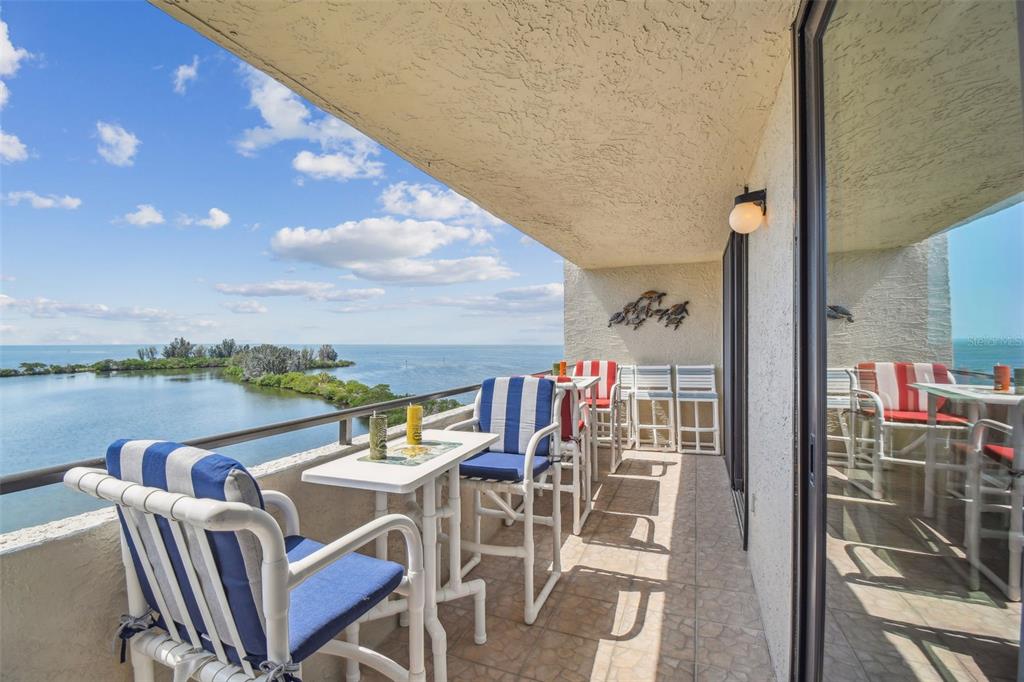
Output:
[{"xmin": 0, "ymin": 379, "xmax": 496, "ymax": 495}]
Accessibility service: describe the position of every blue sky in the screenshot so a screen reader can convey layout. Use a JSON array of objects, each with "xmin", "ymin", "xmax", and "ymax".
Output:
[
  {"xmin": 948, "ymin": 202, "xmax": 1024, "ymax": 340},
  {"xmin": 0, "ymin": 2, "xmax": 564, "ymax": 346}
]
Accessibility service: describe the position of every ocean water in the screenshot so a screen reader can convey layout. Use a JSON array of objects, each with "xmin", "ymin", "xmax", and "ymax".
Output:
[{"xmin": 0, "ymin": 344, "xmax": 561, "ymax": 532}]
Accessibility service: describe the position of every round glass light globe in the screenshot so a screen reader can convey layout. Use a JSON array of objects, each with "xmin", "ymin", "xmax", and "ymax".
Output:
[{"xmin": 729, "ymin": 202, "xmax": 764, "ymax": 234}]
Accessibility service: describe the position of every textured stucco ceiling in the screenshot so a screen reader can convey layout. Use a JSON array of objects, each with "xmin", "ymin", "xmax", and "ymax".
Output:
[
  {"xmin": 152, "ymin": 0, "xmax": 798, "ymax": 268},
  {"xmin": 823, "ymin": 0, "xmax": 1023, "ymax": 253}
]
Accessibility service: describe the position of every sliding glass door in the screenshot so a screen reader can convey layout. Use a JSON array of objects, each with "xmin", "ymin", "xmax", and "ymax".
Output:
[
  {"xmin": 798, "ymin": 1, "xmax": 1024, "ymax": 679},
  {"xmin": 723, "ymin": 232, "xmax": 748, "ymax": 546}
]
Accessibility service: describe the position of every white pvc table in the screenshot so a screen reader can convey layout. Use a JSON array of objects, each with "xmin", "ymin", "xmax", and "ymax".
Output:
[{"xmin": 302, "ymin": 429, "xmax": 499, "ymax": 682}]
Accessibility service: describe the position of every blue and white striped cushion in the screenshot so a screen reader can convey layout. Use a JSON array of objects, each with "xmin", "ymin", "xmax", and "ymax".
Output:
[
  {"xmin": 106, "ymin": 439, "xmax": 267, "ymax": 664},
  {"xmin": 477, "ymin": 377, "xmax": 555, "ymax": 457}
]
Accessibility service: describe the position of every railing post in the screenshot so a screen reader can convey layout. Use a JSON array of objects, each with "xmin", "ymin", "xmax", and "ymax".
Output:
[{"xmin": 338, "ymin": 418, "xmax": 351, "ymax": 445}]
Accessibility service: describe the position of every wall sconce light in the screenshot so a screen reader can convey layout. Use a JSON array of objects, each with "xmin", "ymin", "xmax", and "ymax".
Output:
[{"xmin": 729, "ymin": 185, "xmax": 767, "ymax": 234}]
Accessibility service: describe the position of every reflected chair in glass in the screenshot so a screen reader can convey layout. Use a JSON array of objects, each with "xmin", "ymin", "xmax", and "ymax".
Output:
[
  {"xmin": 964, "ymin": 419, "xmax": 1021, "ymax": 601},
  {"xmin": 850, "ymin": 362, "xmax": 969, "ymax": 500},
  {"xmin": 825, "ymin": 368, "xmax": 857, "ymax": 464},
  {"xmin": 64, "ymin": 440, "xmax": 426, "ymax": 682}
]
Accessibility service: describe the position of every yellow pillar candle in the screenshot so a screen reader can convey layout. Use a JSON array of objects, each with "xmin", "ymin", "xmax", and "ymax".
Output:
[{"xmin": 407, "ymin": 404, "xmax": 423, "ymax": 445}]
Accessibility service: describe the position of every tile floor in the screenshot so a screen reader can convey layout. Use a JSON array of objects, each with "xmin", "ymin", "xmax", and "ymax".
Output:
[
  {"xmin": 825, "ymin": 456, "xmax": 1022, "ymax": 681},
  {"xmin": 364, "ymin": 449, "xmax": 772, "ymax": 681}
]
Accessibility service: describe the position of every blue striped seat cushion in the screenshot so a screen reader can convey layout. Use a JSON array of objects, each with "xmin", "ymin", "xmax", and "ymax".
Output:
[
  {"xmin": 285, "ymin": 536, "xmax": 403, "ymax": 662},
  {"xmin": 460, "ymin": 451, "xmax": 551, "ymax": 482},
  {"xmin": 478, "ymin": 376, "xmax": 555, "ymax": 457},
  {"xmin": 107, "ymin": 439, "xmax": 268, "ymax": 664}
]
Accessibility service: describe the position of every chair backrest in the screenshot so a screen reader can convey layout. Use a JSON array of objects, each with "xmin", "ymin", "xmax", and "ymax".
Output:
[
  {"xmin": 855, "ymin": 362, "xmax": 954, "ymax": 412},
  {"xmin": 619, "ymin": 365, "xmax": 637, "ymax": 394},
  {"xmin": 826, "ymin": 368, "xmax": 855, "ymax": 396},
  {"xmin": 674, "ymin": 365, "xmax": 716, "ymax": 393},
  {"xmin": 555, "ymin": 376, "xmax": 581, "ymax": 441},
  {"xmin": 105, "ymin": 439, "xmax": 273, "ymax": 669},
  {"xmin": 476, "ymin": 377, "xmax": 556, "ymax": 456},
  {"xmin": 573, "ymin": 360, "xmax": 619, "ymax": 400},
  {"xmin": 634, "ymin": 365, "xmax": 673, "ymax": 392}
]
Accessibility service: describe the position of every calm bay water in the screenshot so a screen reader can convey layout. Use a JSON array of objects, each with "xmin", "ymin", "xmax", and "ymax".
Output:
[{"xmin": 0, "ymin": 344, "xmax": 561, "ymax": 532}]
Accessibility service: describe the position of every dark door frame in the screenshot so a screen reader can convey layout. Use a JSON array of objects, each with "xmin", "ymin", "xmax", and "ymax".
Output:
[
  {"xmin": 792, "ymin": 0, "xmax": 836, "ymax": 680},
  {"xmin": 723, "ymin": 232, "xmax": 749, "ymax": 548}
]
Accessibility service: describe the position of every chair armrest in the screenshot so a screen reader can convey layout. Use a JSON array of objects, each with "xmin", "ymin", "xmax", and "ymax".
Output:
[
  {"xmin": 523, "ymin": 422, "xmax": 561, "ymax": 474},
  {"xmin": 287, "ymin": 513, "xmax": 423, "ymax": 590},
  {"xmin": 262, "ymin": 490, "xmax": 300, "ymax": 537},
  {"xmin": 445, "ymin": 417, "xmax": 479, "ymax": 432},
  {"xmin": 851, "ymin": 388, "xmax": 884, "ymax": 421},
  {"xmin": 969, "ymin": 419, "xmax": 1013, "ymax": 452}
]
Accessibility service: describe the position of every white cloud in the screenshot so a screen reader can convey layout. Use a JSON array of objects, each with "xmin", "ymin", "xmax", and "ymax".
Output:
[
  {"xmin": 0, "ymin": 21, "xmax": 31, "ymax": 77},
  {"xmin": 292, "ymin": 149, "xmax": 383, "ymax": 182},
  {"xmin": 236, "ymin": 66, "xmax": 381, "ymax": 177},
  {"xmin": 270, "ymin": 217, "xmax": 473, "ymax": 268},
  {"xmin": 4, "ymin": 190, "xmax": 81, "ymax": 210},
  {"xmin": 222, "ymin": 300, "xmax": 268, "ymax": 314},
  {"xmin": 0, "ymin": 130, "xmax": 27, "ymax": 163},
  {"xmin": 431, "ymin": 283, "xmax": 563, "ymax": 314},
  {"xmin": 215, "ymin": 279, "xmax": 385, "ymax": 302},
  {"xmin": 96, "ymin": 121, "xmax": 140, "ymax": 166},
  {"xmin": 179, "ymin": 209, "xmax": 235, "ymax": 230},
  {"xmin": 122, "ymin": 204, "xmax": 164, "ymax": 226},
  {"xmin": 2, "ymin": 294, "xmax": 173, "ymax": 322},
  {"xmin": 344, "ymin": 256, "xmax": 517, "ymax": 286},
  {"xmin": 172, "ymin": 55, "xmax": 199, "ymax": 94},
  {"xmin": 0, "ymin": 20, "xmax": 31, "ymax": 111},
  {"xmin": 379, "ymin": 182, "xmax": 503, "ymax": 229}
]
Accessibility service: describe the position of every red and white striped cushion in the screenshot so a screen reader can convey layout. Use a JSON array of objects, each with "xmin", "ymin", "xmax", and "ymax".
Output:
[
  {"xmin": 573, "ymin": 360, "xmax": 618, "ymax": 401},
  {"xmin": 856, "ymin": 362, "xmax": 952, "ymax": 412}
]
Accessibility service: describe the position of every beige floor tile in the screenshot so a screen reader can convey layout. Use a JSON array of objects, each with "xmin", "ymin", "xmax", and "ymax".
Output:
[
  {"xmin": 695, "ymin": 621, "xmax": 772, "ymax": 672},
  {"xmin": 545, "ymin": 591, "xmax": 629, "ymax": 641},
  {"xmin": 694, "ymin": 587, "xmax": 765, "ymax": 630},
  {"xmin": 448, "ymin": 614, "xmax": 542, "ymax": 675},
  {"xmin": 596, "ymin": 642, "xmax": 695, "ymax": 682},
  {"xmin": 517, "ymin": 628, "xmax": 606, "ymax": 682}
]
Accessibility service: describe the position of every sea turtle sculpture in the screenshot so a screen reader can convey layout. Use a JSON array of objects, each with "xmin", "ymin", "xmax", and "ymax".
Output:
[
  {"xmin": 826, "ymin": 304, "xmax": 854, "ymax": 323},
  {"xmin": 608, "ymin": 293, "xmax": 689, "ymax": 331},
  {"xmin": 656, "ymin": 301, "xmax": 690, "ymax": 330}
]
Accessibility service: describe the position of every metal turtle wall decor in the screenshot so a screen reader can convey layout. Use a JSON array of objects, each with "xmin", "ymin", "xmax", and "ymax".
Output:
[{"xmin": 608, "ymin": 290, "xmax": 690, "ymax": 331}]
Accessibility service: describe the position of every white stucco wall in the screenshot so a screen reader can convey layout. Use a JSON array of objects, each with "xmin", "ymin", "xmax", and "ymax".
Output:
[
  {"xmin": 563, "ymin": 260, "xmax": 723, "ymax": 367},
  {"xmin": 826, "ymin": 235, "xmax": 953, "ymax": 368},
  {"xmin": 0, "ymin": 406, "xmax": 479, "ymax": 682},
  {"xmin": 744, "ymin": 59, "xmax": 796, "ymax": 681}
]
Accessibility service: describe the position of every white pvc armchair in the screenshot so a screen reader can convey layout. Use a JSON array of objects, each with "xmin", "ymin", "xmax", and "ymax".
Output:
[
  {"xmin": 445, "ymin": 376, "xmax": 565, "ymax": 624},
  {"xmin": 64, "ymin": 439, "xmax": 426, "ymax": 682}
]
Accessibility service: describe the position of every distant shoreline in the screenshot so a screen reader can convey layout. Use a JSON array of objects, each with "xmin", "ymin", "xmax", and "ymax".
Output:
[{"xmin": 0, "ymin": 356, "xmax": 352, "ymax": 378}]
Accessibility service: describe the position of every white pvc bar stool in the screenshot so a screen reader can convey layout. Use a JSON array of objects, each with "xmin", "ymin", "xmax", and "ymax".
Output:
[
  {"xmin": 618, "ymin": 365, "xmax": 637, "ymax": 449},
  {"xmin": 674, "ymin": 365, "xmax": 720, "ymax": 454},
  {"xmin": 633, "ymin": 365, "xmax": 676, "ymax": 451}
]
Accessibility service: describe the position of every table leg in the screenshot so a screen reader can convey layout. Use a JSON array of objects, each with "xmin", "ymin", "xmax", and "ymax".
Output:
[
  {"xmin": 924, "ymin": 394, "xmax": 938, "ymax": 517},
  {"xmin": 446, "ymin": 467, "xmax": 487, "ymax": 644},
  {"xmin": 422, "ymin": 482, "xmax": 447, "ymax": 682},
  {"xmin": 590, "ymin": 384, "xmax": 600, "ymax": 483},
  {"xmin": 374, "ymin": 492, "xmax": 388, "ymax": 560},
  {"xmin": 1009, "ymin": 404, "xmax": 1023, "ymax": 602}
]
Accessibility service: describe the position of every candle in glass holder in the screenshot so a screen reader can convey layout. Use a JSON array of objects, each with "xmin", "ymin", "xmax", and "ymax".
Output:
[
  {"xmin": 1015, "ymin": 367, "xmax": 1024, "ymax": 395},
  {"xmin": 552, "ymin": 361, "xmax": 561, "ymax": 376},
  {"xmin": 369, "ymin": 412, "xmax": 388, "ymax": 459},
  {"xmin": 559, "ymin": 360, "xmax": 567, "ymax": 377},
  {"xmin": 407, "ymin": 404, "xmax": 423, "ymax": 445},
  {"xmin": 994, "ymin": 364, "xmax": 1011, "ymax": 392}
]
